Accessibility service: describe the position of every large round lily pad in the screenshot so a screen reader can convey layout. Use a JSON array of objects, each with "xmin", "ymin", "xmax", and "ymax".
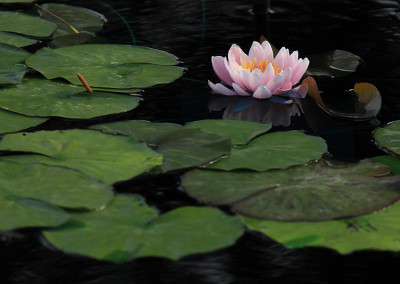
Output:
[
  {"xmin": 0, "ymin": 196, "xmax": 69, "ymax": 232},
  {"xmin": 374, "ymin": 121, "xmax": 400, "ymax": 156},
  {"xmin": 44, "ymin": 194, "xmax": 244, "ymax": 262},
  {"xmin": 185, "ymin": 119, "xmax": 272, "ymax": 145},
  {"xmin": 0, "ymin": 77, "xmax": 141, "ymax": 119},
  {"xmin": 0, "ymin": 31, "xmax": 37, "ymax": 48},
  {"xmin": 242, "ymin": 199, "xmax": 400, "ymax": 254},
  {"xmin": 26, "ymin": 44, "xmax": 184, "ymax": 89},
  {"xmin": 206, "ymin": 129, "xmax": 327, "ymax": 171},
  {"xmin": 0, "ymin": 43, "xmax": 30, "ymax": 85},
  {"xmin": 0, "ymin": 129, "xmax": 163, "ymax": 184},
  {"xmin": 181, "ymin": 160, "xmax": 400, "ymax": 221},
  {"xmin": 0, "ymin": 109, "xmax": 47, "ymax": 134},
  {"xmin": 39, "ymin": 3, "xmax": 105, "ymax": 37},
  {"xmin": 0, "ymin": 11, "xmax": 57, "ymax": 37},
  {"xmin": 0, "ymin": 159, "xmax": 114, "ymax": 209},
  {"xmin": 91, "ymin": 120, "xmax": 231, "ymax": 172}
]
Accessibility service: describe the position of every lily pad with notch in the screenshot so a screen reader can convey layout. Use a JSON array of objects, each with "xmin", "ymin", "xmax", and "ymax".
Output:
[
  {"xmin": 0, "ymin": 159, "xmax": 114, "ymax": 209},
  {"xmin": 0, "ymin": 77, "xmax": 141, "ymax": 119},
  {"xmin": 0, "ymin": 11, "xmax": 57, "ymax": 38},
  {"xmin": 374, "ymin": 121, "xmax": 400, "ymax": 156},
  {"xmin": 0, "ymin": 43, "xmax": 30, "ymax": 85},
  {"xmin": 181, "ymin": 160, "xmax": 400, "ymax": 221},
  {"xmin": 91, "ymin": 120, "xmax": 231, "ymax": 172},
  {"xmin": 43, "ymin": 194, "xmax": 244, "ymax": 262},
  {"xmin": 0, "ymin": 129, "xmax": 163, "ymax": 184},
  {"xmin": 26, "ymin": 44, "xmax": 184, "ymax": 89}
]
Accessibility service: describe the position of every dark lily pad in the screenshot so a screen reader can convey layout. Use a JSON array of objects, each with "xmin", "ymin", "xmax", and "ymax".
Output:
[
  {"xmin": 0, "ymin": 77, "xmax": 141, "ymax": 119},
  {"xmin": 49, "ymin": 32, "xmax": 95, "ymax": 48},
  {"xmin": 206, "ymin": 129, "xmax": 327, "ymax": 171},
  {"xmin": 302, "ymin": 76, "xmax": 381, "ymax": 120},
  {"xmin": 26, "ymin": 44, "xmax": 184, "ymax": 89},
  {"xmin": 0, "ymin": 11, "xmax": 57, "ymax": 38},
  {"xmin": 185, "ymin": 119, "xmax": 271, "ymax": 145},
  {"xmin": 0, "ymin": 0, "xmax": 35, "ymax": 2},
  {"xmin": 0, "ymin": 109, "xmax": 47, "ymax": 134},
  {"xmin": 306, "ymin": 50, "xmax": 361, "ymax": 78},
  {"xmin": 91, "ymin": 120, "xmax": 231, "ymax": 172},
  {"xmin": 0, "ymin": 31, "xmax": 38, "ymax": 47},
  {"xmin": 0, "ymin": 159, "xmax": 114, "ymax": 209},
  {"xmin": 0, "ymin": 43, "xmax": 30, "ymax": 85},
  {"xmin": 0, "ymin": 196, "xmax": 69, "ymax": 232},
  {"xmin": 0, "ymin": 129, "xmax": 163, "ymax": 184},
  {"xmin": 242, "ymin": 199, "xmax": 400, "ymax": 254},
  {"xmin": 44, "ymin": 194, "xmax": 244, "ymax": 262},
  {"xmin": 374, "ymin": 121, "xmax": 400, "ymax": 156},
  {"xmin": 39, "ymin": 3, "xmax": 105, "ymax": 37},
  {"xmin": 181, "ymin": 160, "xmax": 400, "ymax": 221},
  {"xmin": 372, "ymin": 155, "xmax": 400, "ymax": 175}
]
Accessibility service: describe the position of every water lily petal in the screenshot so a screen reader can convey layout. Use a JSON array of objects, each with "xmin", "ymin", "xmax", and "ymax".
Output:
[
  {"xmin": 239, "ymin": 69, "xmax": 253, "ymax": 91},
  {"xmin": 212, "ymin": 56, "xmax": 234, "ymax": 86},
  {"xmin": 275, "ymin": 82, "xmax": 293, "ymax": 95},
  {"xmin": 281, "ymin": 67, "xmax": 293, "ymax": 84},
  {"xmin": 208, "ymin": 81, "xmax": 236, "ymax": 96},
  {"xmin": 228, "ymin": 44, "xmax": 245, "ymax": 65},
  {"xmin": 286, "ymin": 51, "xmax": 298, "ymax": 68},
  {"xmin": 266, "ymin": 73, "xmax": 285, "ymax": 94},
  {"xmin": 249, "ymin": 69, "xmax": 265, "ymax": 92},
  {"xmin": 291, "ymin": 58, "xmax": 310, "ymax": 85},
  {"xmin": 225, "ymin": 60, "xmax": 247, "ymax": 90},
  {"xmin": 261, "ymin": 40, "xmax": 274, "ymax": 63},
  {"xmin": 293, "ymin": 83, "xmax": 308, "ymax": 98},
  {"xmin": 249, "ymin": 41, "xmax": 265, "ymax": 63},
  {"xmin": 262, "ymin": 63, "xmax": 275, "ymax": 84},
  {"xmin": 232, "ymin": 83, "xmax": 251, "ymax": 96},
  {"xmin": 253, "ymin": 85, "xmax": 272, "ymax": 99},
  {"xmin": 274, "ymin": 47, "xmax": 288, "ymax": 69}
]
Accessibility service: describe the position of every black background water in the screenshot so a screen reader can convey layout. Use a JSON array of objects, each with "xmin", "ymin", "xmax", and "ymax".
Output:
[{"xmin": 1, "ymin": 0, "xmax": 400, "ymax": 283}]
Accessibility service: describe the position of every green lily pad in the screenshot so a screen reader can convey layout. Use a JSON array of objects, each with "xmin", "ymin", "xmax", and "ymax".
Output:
[
  {"xmin": 0, "ymin": 43, "xmax": 30, "ymax": 85},
  {"xmin": 44, "ymin": 194, "xmax": 244, "ymax": 262},
  {"xmin": 0, "ymin": 109, "xmax": 47, "ymax": 134},
  {"xmin": 0, "ymin": 159, "xmax": 114, "ymax": 209},
  {"xmin": 242, "ymin": 199, "xmax": 400, "ymax": 254},
  {"xmin": 0, "ymin": 32, "xmax": 38, "ymax": 47},
  {"xmin": 185, "ymin": 119, "xmax": 272, "ymax": 145},
  {"xmin": 0, "ymin": 77, "xmax": 141, "ymax": 119},
  {"xmin": 373, "ymin": 155, "xmax": 400, "ymax": 175},
  {"xmin": 181, "ymin": 160, "xmax": 400, "ymax": 221},
  {"xmin": 91, "ymin": 120, "xmax": 231, "ymax": 172},
  {"xmin": 39, "ymin": 3, "xmax": 105, "ymax": 37},
  {"xmin": 0, "ymin": 196, "xmax": 69, "ymax": 232},
  {"xmin": 49, "ymin": 32, "xmax": 95, "ymax": 48},
  {"xmin": 0, "ymin": 11, "xmax": 57, "ymax": 38},
  {"xmin": 26, "ymin": 44, "xmax": 184, "ymax": 89},
  {"xmin": 206, "ymin": 130, "xmax": 327, "ymax": 171},
  {"xmin": 374, "ymin": 121, "xmax": 400, "ymax": 156},
  {"xmin": 0, "ymin": 129, "xmax": 163, "ymax": 184}
]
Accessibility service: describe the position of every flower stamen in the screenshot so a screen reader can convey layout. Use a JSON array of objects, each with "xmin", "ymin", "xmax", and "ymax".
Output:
[{"xmin": 241, "ymin": 58, "xmax": 281, "ymax": 74}]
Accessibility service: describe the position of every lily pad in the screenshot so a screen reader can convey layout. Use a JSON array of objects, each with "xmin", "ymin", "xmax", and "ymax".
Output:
[
  {"xmin": 44, "ymin": 194, "xmax": 244, "ymax": 262},
  {"xmin": 0, "ymin": 109, "xmax": 47, "ymax": 134},
  {"xmin": 181, "ymin": 160, "xmax": 400, "ymax": 221},
  {"xmin": 302, "ymin": 76, "xmax": 381, "ymax": 120},
  {"xmin": 372, "ymin": 155, "xmax": 400, "ymax": 175},
  {"xmin": 39, "ymin": 3, "xmax": 105, "ymax": 37},
  {"xmin": 0, "ymin": 129, "xmax": 163, "ymax": 184},
  {"xmin": 0, "ymin": 11, "xmax": 57, "ymax": 38},
  {"xmin": 306, "ymin": 50, "xmax": 361, "ymax": 78},
  {"xmin": 0, "ymin": 32, "xmax": 38, "ymax": 47},
  {"xmin": 374, "ymin": 121, "xmax": 400, "ymax": 156},
  {"xmin": 0, "ymin": 196, "xmax": 69, "ymax": 232},
  {"xmin": 0, "ymin": 0, "xmax": 35, "ymax": 2},
  {"xmin": 242, "ymin": 199, "xmax": 400, "ymax": 254},
  {"xmin": 0, "ymin": 159, "xmax": 114, "ymax": 209},
  {"xmin": 91, "ymin": 120, "xmax": 231, "ymax": 172},
  {"xmin": 0, "ymin": 43, "xmax": 30, "ymax": 85},
  {"xmin": 49, "ymin": 32, "xmax": 95, "ymax": 48},
  {"xmin": 206, "ymin": 129, "xmax": 327, "ymax": 171},
  {"xmin": 185, "ymin": 119, "xmax": 271, "ymax": 145},
  {"xmin": 0, "ymin": 77, "xmax": 141, "ymax": 119},
  {"xmin": 26, "ymin": 44, "xmax": 184, "ymax": 89}
]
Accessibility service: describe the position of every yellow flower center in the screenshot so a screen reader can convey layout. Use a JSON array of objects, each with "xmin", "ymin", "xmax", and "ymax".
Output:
[{"xmin": 242, "ymin": 57, "xmax": 281, "ymax": 74}]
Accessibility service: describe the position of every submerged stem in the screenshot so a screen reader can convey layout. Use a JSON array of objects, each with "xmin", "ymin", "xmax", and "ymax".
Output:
[{"xmin": 35, "ymin": 4, "xmax": 80, "ymax": 34}]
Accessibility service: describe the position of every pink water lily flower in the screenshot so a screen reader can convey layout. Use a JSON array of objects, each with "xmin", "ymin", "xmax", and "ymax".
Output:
[{"xmin": 208, "ymin": 40, "xmax": 309, "ymax": 99}]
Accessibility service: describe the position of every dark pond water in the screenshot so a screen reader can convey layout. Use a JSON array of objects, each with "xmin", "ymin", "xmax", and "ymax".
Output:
[{"xmin": 1, "ymin": 0, "xmax": 400, "ymax": 283}]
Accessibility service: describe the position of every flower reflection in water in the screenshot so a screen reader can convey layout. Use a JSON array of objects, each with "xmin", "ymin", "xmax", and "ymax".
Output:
[
  {"xmin": 208, "ymin": 40, "xmax": 309, "ymax": 100},
  {"xmin": 209, "ymin": 95, "xmax": 302, "ymax": 127}
]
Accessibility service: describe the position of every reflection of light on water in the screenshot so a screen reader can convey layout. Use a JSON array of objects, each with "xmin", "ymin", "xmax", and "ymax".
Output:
[{"xmin": 208, "ymin": 95, "xmax": 302, "ymax": 127}]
